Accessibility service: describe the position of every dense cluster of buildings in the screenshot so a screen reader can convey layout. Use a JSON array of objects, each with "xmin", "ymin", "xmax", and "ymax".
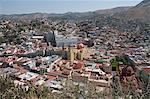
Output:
[{"xmin": 0, "ymin": 19, "xmax": 149, "ymax": 95}]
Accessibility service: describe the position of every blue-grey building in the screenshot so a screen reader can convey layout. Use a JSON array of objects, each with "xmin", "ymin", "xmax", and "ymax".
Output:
[{"xmin": 45, "ymin": 31, "xmax": 78, "ymax": 47}]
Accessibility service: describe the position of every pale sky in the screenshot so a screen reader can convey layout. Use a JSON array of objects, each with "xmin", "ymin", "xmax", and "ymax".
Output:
[{"xmin": 0, "ymin": 0, "xmax": 143, "ymax": 14}]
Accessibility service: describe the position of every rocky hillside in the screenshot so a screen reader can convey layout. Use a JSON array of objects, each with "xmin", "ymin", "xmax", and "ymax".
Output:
[
  {"xmin": 114, "ymin": 0, "xmax": 150, "ymax": 22},
  {"xmin": 135, "ymin": 0, "xmax": 150, "ymax": 7},
  {"xmin": 95, "ymin": 7, "xmax": 131, "ymax": 15}
]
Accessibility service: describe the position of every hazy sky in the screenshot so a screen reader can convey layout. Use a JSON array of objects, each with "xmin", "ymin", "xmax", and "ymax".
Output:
[{"xmin": 0, "ymin": 0, "xmax": 143, "ymax": 14}]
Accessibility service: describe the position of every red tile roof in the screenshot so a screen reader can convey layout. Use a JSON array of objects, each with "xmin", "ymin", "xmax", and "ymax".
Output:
[
  {"xmin": 143, "ymin": 68, "xmax": 150, "ymax": 74},
  {"xmin": 73, "ymin": 62, "xmax": 83, "ymax": 69}
]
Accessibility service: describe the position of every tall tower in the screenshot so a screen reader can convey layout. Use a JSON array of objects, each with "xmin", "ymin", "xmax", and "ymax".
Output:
[
  {"xmin": 77, "ymin": 50, "xmax": 83, "ymax": 60},
  {"xmin": 68, "ymin": 46, "xmax": 74, "ymax": 62},
  {"xmin": 45, "ymin": 31, "xmax": 56, "ymax": 47},
  {"xmin": 62, "ymin": 44, "xmax": 68, "ymax": 60}
]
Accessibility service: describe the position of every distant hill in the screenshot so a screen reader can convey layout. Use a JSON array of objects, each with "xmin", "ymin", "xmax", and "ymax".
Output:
[
  {"xmin": 0, "ymin": 7, "xmax": 132, "ymax": 21},
  {"xmin": 0, "ymin": 12, "xmax": 96, "ymax": 21},
  {"xmin": 0, "ymin": 0, "xmax": 149, "ymax": 22},
  {"xmin": 0, "ymin": 13, "xmax": 49, "ymax": 20}
]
